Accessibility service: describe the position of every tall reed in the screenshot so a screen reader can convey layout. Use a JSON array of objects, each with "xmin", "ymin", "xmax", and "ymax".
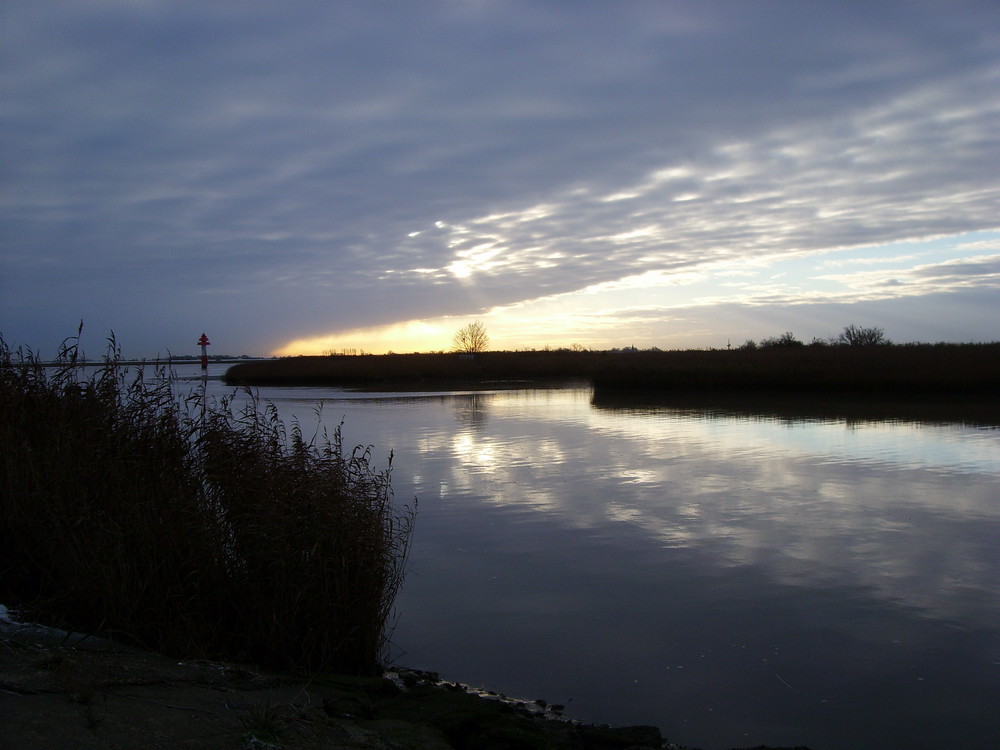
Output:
[{"xmin": 0, "ymin": 332, "xmax": 413, "ymax": 674}]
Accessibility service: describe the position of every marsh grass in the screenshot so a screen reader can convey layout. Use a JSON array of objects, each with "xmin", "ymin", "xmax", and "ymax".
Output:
[
  {"xmin": 0, "ymin": 332, "xmax": 413, "ymax": 675},
  {"xmin": 237, "ymin": 696, "xmax": 287, "ymax": 748},
  {"xmin": 224, "ymin": 344, "xmax": 1000, "ymax": 395},
  {"xmin": 225, "ymin": 350, "xmax": 608, "ymax": 386},
  {"xmin": 591, "ymin": 343, "xmax": 1000, "ymax": 394}
]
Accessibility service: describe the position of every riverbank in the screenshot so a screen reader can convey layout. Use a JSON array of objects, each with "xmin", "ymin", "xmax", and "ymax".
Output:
[
  {"xmin": 1, "ymin": 613, "xmax": 814, "ymax": 750},
  {"xmin": 224, "ymin": 344, "xmax": 1000, "ymax": 395}
]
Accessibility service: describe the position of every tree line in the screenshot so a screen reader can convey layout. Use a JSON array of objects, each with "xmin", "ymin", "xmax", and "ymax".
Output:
[
  {"xmin": 449, "ymin": 322, "xmax": 890, "ymax": 354},
  {"xmin": 739, "ymin": 324, "xmax": 887, "ymax": 350}
]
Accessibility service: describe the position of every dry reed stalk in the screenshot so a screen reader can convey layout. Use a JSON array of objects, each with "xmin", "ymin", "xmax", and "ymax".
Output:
[{"xmin": 0, "ymin": 331, "xmax": 413, "ymax": 675}]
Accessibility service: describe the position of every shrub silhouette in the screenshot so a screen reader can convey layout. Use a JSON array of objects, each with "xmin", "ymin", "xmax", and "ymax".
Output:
[
  {"xmin": 759, "ymin": 331, "xmax": 803, "ymax": 348},
  {"xmin": 838, "ymin": 324, "xmax": 888, "ymax": 346}
]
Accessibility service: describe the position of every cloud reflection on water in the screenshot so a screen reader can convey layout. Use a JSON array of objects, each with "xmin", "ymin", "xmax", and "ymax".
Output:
[
  {"xmin": 412, "ymin": 389, "xmax": 1000, "ymax": 628},
  {"xmin": 207, "ymin": 371, "xmax": 999, "ymax": 748}
]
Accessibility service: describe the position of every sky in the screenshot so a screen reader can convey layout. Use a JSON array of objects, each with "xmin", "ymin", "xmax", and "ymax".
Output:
[{"xmin": 2, "ymin": 1, "xmax": 999, "ymax": 359}]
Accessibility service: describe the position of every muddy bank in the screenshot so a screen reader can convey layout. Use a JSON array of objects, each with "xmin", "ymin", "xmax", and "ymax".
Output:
[{"xmin": 1, "ymin": 620, "xmax": 811, "ymax": 750}]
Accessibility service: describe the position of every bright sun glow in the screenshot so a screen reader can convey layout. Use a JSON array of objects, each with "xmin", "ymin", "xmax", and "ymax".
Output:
[
  {"xmin": 274, "ymin": 319, "xmax": 452, "ymax": 356},
  {"xmin": 273, "ymin": 230, "xmax": 1000, "ymax": 356}
]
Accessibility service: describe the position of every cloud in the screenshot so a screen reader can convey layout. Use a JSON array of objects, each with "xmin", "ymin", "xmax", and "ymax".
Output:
[
  {"xmin": 817, "ymin": 254, "xmax": 1000, "ymax": 296},
  {"xmin": 2, "ymin": 1, "xmax": 999, "ymax": 355}
]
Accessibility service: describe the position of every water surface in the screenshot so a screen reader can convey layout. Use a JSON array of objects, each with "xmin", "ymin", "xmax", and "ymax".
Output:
[{"xmin": 180, "ymin": 365, "xmax": 1000, "ymax": 749}]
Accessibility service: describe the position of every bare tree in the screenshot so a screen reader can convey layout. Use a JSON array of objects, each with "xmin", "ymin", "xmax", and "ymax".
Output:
[
  {"xmin": 838, "ymin": 324, "xmax": 887, "ymax": 346},
  {"xmin": 453, "ymin": 321, "xmax": 489, "ymax": 353}
]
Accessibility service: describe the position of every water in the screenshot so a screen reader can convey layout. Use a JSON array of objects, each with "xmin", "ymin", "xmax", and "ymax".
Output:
[{"xmin": 177, "ymin": 364, "xmax": 1000, "ymax": 749}]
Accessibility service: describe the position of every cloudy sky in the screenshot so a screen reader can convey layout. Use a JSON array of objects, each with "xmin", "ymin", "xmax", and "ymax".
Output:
[{"xmin": 2, "ymin": 1, "xmax": 999, "ymax": 358}]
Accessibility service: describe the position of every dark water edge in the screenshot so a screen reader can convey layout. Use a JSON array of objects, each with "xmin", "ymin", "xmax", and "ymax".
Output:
[
  {"xmin": 1, "ymin": 609, "xmax": 810, "ymax": 750},
  {"xmin": 591, "ymin": 389, "xmax": 1000, "ymax": 427},
  {"xmin": 215, "ymin": 372, "xmax": 1000, "ymax": 750},
  {"xmin": 376, "ymin": 385, "xmax": 999, "ymax": 750}
]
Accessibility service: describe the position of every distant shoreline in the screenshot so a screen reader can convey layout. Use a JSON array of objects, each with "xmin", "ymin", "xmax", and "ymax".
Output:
[
  {"xmin": 31, "ymin": 357, "xmax": 270, "ymax": 367},
  {"xmin": 223, "ymin": 344, "xmax": 1000, "ymax": 397}
]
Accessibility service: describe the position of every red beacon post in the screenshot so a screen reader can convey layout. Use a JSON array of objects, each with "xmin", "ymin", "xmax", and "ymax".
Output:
[{"xmin": 197, "ymin": 333, "xmax": 211, "ymax": 370}]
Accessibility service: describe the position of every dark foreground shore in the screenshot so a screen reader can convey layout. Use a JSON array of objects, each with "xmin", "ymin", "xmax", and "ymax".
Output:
[{"xmin": 1, "ymin": 620, "xmax": 811, "ymax": 750}]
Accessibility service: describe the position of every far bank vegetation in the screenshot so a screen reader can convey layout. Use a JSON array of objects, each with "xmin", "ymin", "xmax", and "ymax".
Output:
[{"xmin": 226, "ymin": 326, "xmax": 999, "ymax": 395}]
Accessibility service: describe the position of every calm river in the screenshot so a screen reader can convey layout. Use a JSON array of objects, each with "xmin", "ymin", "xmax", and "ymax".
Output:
[{"xmin": 180, "ymin": 363, "xmax": 999, "ymax": 750}]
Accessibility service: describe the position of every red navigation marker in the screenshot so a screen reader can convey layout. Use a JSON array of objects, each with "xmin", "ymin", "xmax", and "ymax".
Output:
[{"xmin": 198, "ymin": 333, "xmax": 211, "ymax": 370}]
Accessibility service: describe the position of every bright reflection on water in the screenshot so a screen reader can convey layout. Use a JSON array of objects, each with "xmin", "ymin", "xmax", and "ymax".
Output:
[{"xmin": 181, "ymin": 366, "xmax": 1000, "ymax": 750}]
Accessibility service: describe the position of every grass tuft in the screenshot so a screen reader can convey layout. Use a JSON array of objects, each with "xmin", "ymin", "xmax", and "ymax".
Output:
[{"xmin": 238, "ymin": 696, "xmax": 286, "ymax": 749}]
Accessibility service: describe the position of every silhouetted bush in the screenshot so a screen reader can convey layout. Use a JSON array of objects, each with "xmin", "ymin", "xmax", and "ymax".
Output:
[
  {"xmin": 759, "ymin": 331, "xmax": 803, "ymax": 348},
  {"xmin": 838, "ymin": 324, "xmax": 888, "ymax": 346}
]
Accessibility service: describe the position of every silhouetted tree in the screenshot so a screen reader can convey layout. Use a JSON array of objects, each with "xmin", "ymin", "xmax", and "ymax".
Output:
[
  {"xmin": 453, "ymin": 321, "xmax": 489, "ymax": 353},
  {"xmin": 838, "ymin": 324, "xmax": 887, "ymax": 346}
]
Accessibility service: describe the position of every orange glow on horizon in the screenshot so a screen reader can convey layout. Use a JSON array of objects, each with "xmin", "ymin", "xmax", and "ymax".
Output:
[{"xmin": 272, "ymin": 319, "xmax": 456, "ymax": 356}]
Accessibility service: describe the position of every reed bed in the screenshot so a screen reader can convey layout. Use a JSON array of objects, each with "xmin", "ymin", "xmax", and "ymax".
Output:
[
  {"xmin": 0, "ymin": 333, "xmax": 413, "ymax": 675},
  {"xmin": 225, "ymin": 350, "xmax": 603, "ymax": 386},
  {"xmin": 591, "ymin": 343, "xmax": 1000, "ymax": 394},
  {"xmin": 225, "ymin": 344, "xmax": 1000, "ymax": 395}
]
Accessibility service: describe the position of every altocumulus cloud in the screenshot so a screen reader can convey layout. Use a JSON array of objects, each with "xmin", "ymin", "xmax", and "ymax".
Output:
[{"xmin": 1, "ymin": 1, "xmax": 998, "ymax": 356}]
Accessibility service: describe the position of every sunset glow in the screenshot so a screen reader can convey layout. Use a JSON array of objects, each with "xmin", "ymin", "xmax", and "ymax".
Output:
[{"xmin": 2, "ymin": 2, "xmax": 997, "ymax": 357}]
